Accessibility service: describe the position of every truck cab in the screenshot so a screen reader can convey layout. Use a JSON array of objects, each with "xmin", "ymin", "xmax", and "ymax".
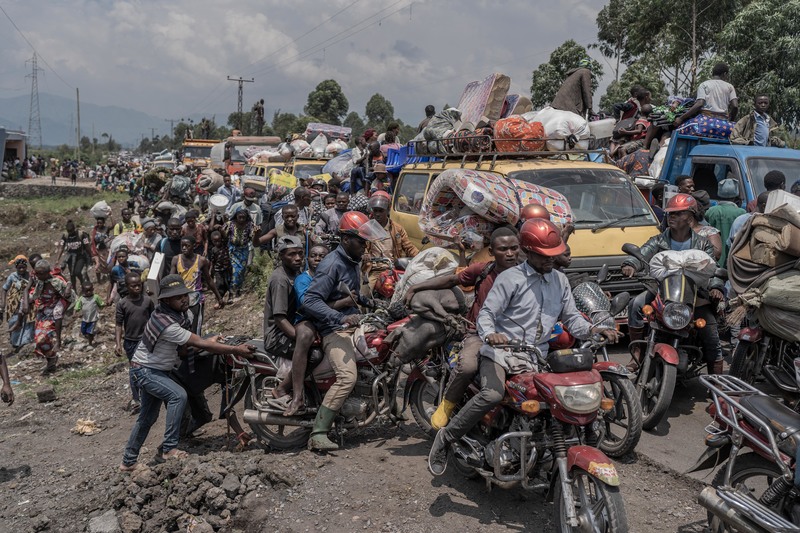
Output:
[
  {"xmin": 181, "ymin": 139, "xmax": 219, "ymax": 170},
  {"xmin": 658, "ymin": 133, "xmax": 800, "ymax": 205}
]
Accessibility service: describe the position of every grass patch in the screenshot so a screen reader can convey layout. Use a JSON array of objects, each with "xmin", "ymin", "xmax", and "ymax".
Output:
[
  {"xmin": 248, "ymin": 250, "xmax": 275, "ymax": 300},
  {"xmin": 44, "ymin": 365, "xmax": 107, "ymax": 390},
  {"xmin": 0, "ymin": 192, "xmax": 128, "ymax": 227}
]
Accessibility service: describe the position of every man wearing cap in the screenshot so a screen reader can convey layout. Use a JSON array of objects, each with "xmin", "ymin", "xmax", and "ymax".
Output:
[
  {"xmin": 363, "ymin": 193, "xmax": 418, "ymax": 294},
  {"xmin": 622, "ymin": 193, "xmax": 725, "ymax": 373},
  {"xmin": 228, "ymin": 187, "xmax": 263, "ymax": 227},
  {"xmin": 428, "ymin": 219, "xmax": 619, "ymax": 475},
  {"xmin": 705, "ymin": 179, "xmax": 746, "ymax": 266},
  {"xmin": 302, "ymin": 211, "xmax": 383, "ymax": 451},
  {"xmin": 263, "ymin": 236, "xmax": 304, "ymax": 405},
  {"xmin": 120, "ymin": 274, "xmax": 255, "ymax": 472},
  {"xmin": 551, "ymin": 58, "xmax": 594, "ymax": 117}
]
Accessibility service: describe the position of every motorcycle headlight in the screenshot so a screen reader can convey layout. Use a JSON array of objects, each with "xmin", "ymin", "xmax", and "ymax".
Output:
[
  {"xmin": 662, "ymin": 302, "xmax": 691, "ymax": 329},
  {"xmin": 554, "ymin": 383, "xmax": 602, "ymax": 414}
]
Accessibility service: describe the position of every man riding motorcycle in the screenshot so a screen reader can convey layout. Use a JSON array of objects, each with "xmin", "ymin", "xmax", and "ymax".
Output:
[
  {"xmin": 428, "ymin": 219, "xmax": 621, "ymax": 475},
  {"xmin": 621, "ymin": 192, "xmax": 725, "ymax": 374},
  {"xmin": 301, "ymin": 211, "xmax": 382, "ymax": 451}
]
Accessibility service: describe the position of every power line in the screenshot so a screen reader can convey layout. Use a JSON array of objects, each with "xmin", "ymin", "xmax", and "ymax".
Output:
[
  {"xmin": 0, "ymin": 3, "xmax": 74, "ymax": 89},
  {"xmin": 183, "ymin": 0, "xmax": 361, "ymax": 118}
]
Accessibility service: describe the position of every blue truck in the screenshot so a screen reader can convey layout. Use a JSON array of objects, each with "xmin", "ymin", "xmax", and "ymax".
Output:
[{"xmin": 658, "ymin": 133, "xmax": 800, "ymax": 206}]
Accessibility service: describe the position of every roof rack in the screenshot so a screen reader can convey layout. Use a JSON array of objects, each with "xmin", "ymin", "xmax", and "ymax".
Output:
[{"xmin": 387, "ymin": 134, "xmax": 612, "ymax": 171}]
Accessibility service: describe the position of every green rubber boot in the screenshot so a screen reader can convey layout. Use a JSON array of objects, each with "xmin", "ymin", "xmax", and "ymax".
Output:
[{"xmin": 308, "ymin": 405, "xmax": 339, "ymax": 451}]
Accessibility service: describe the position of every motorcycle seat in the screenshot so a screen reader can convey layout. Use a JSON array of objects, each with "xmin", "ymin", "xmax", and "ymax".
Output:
[{"xmin": 739, "ymin": 394, "xmax": 800, "ymax": 455}]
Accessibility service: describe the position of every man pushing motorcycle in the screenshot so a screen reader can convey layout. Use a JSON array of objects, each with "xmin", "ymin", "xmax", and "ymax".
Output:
[
  {"xmin": 301, "ymin": 211, "xmax": 387, "ymax": 451},
  {"xmin": 621, "ymin": 193, "xmax": 725, "ymax": 375},
  {"xmin": 428, "ymin": 219, "xmax": 621, "ymax": 475}
]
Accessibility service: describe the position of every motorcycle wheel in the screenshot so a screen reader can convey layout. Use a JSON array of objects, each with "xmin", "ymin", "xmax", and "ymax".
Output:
[
  {"xmin": 244, "ymin": 375, "xmax": 311, "ymax": 450},
  {"xmin": 708, "ymin": 452, "xmax": 787, "ymax": 533},
  {"xmin": 409, "ymin": 379, "xmax": 442, "ymax": 439},
  {"xmin": 597, "ymin": 374, "xmax": 642, "ymax": 458},
  {"xmin": 639, "ymin": 357, "xmax": 677, "ymax": 431},
  {"xmin": 728, "ymin": 341, "xmax": 762, "ymax": 385},
  {"xmin": 553, "ymin": 469, "xmax": 628, "ymax": 532}
]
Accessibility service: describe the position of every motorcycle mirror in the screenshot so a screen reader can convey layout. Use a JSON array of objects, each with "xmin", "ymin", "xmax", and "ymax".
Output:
[
  {"xmin": 621, "ymin": 243, "xmax": 648, "ymax": 265},
  {"xmin": 596, "ymin": 264, "xmax": 609, "ymax": 284},
  {"xmin": 714, "ymin": 268, "xmax": 729, "ymax": 280},
  {"xmin": 609, "ymin": 292, "xmax": 631, "ymax": 316}
]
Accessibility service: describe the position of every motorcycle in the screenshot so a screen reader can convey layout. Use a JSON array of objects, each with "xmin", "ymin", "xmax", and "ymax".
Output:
[
  {"xmin": 446, "ymin": 339, "xmax": 628, "ymax": 531},
  {"xmin": 219, "ymin": 307, "xmax": 431, "ymax": 450},
  {"xmin": 570, "ymin": 274, "xmax": 642, "ymax": 458},
  {"xmin": 689, "ymin": 374, "xmax": 800, "ymax": 533},
  {"xmin": 370, "ymin": 256, "xmax": 409, "ymax": 300},
  {"xmin": 622, "ymin": 243, "xmax": 726, "ymax": 430},
  {"xmin": 728, "ymin": 313, "xmax": 800, "ymax": 406}
]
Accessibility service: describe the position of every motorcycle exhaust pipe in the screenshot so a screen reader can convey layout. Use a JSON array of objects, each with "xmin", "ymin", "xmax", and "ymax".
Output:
[
  {"xmin": 243, "ymin": 409, "xmax": 314, "ymax": 428},
  {"xmin": 698, "ymin": 487, "xmax": 765, "ymax": 533}
]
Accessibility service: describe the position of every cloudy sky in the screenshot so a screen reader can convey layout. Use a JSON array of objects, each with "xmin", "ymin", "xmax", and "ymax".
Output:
[{"xmin": 0, "ymin": 0, "xmax": 608, "ymax": 133}]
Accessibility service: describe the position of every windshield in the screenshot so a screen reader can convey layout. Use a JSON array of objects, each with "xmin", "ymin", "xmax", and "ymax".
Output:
[
  {"xmin": 294, "ymin": 164, "xmax": 325, "ymax": 181},
  {"xmin": 183, "ymin": 146, "xmax": 212, "ymax": 158},
  {"xmin": 747, "ymin": 158, "xmax": 800, "ymax": 195},
  {"xmin": 507, "ymin": 168, "xmax": 658, "ymax": 228}
]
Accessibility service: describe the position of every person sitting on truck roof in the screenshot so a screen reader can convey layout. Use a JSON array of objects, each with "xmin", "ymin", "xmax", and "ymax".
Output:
[
  {"xmin": 730, "ymin": 95, "xmax": 786, "ymax": 148},
  {"xmin": 378, "ymin": 123, "xmax": 400, "ymax": 144},
  {"xmin": 674, "ymin": 63, "xmax": 739, "ymax": 138},
  {"xmin": 747, "ymin": 170, "xmax": 785, "ymax": 212},
  {"xmin": 551, "ymin": 58, "xmax": 594, "ymax": 117},
  {"xmin": 612, "ymin": 85, "xmax": 651, "ymax": 121},
  {"xmin": 611, "ymin": 104, "xmax": 653, "ymax": 158},
  {"xmin": 418, "ymin": 105, "xmax": 436, "ymax": 133}
]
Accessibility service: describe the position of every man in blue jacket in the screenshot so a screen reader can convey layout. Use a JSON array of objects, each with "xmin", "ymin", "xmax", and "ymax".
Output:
[{"xmin": 301, "ymin": 211, "xmax": 385, "ymax": 451}]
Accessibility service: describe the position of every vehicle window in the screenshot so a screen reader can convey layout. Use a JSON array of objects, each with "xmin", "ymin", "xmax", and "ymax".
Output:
[
  {"xmin": 244, "ymin": 165, "xmax": 257, "ymax": 175},
  {"xmin": 294, "ymin": 164, "xmax": 325, "ymax": 181},
  {"xmin": 747, "ymin": 158, "xmax": 800, "ymax": 195},
  {"xmin": 183, "ymin": 146, "xmax": 212, "ymax": 158},
  {"xmin": 690, "ymin": 159, "xmax": 739, "ymax": 200},
  {"xmin": 507, "ymin": 168, "xmax": 657, "ymax": 228},
  {"xmin": 393, "ymin": 173, "xmax": 431, "ymax": 215}
]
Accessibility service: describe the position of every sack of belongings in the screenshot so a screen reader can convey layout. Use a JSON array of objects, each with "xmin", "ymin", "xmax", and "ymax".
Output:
[
  {"xmin": 524, "ymin": 107, "xmax": 590, "ymax": 151},
  {"xmin": 391, "ymin": 247, "xmax": 459, "ymax": 305},
  {"xmin": 384, "ymin": 287, "xmax": 467, "ymax": 363},
  {"xmin": 197, "ymin": 168, "xmax": 224, "ymax": 193},
  {"xmin": 494, "ymin": 115, "xmax": 545, "ymax": 152}
]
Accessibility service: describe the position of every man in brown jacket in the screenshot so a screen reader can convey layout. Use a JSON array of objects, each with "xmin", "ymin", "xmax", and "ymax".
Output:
[
  {"xmin": 551, "ymin": 58, "xmax": 594, "ymax": 117},
  {"xmin": 730, "ymin": 95, "xmax": 786, "ymax": 147},
  {"xmin": 362, "ymin": 194, "xmax": 418, "ymax": 294}
]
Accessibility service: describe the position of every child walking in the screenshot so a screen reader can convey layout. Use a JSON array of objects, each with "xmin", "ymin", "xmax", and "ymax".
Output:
[
  {"xmin": 73, "ymin": 282, "xmax": 104, "ymax": 347},
  {"xmin": 114, "ymin": 272, "xmax": 154, "ymax": 414}
]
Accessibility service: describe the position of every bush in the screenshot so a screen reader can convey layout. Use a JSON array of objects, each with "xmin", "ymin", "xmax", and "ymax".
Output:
[{"xmin": 247, "ymin": 250, "xmax": 274, "ymax": 300}]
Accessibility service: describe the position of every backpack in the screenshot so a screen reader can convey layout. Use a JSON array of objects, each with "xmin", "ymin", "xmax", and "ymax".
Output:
[{"xmin": 170, "ymin": 175, "xmax": 192, "ymax": 198}]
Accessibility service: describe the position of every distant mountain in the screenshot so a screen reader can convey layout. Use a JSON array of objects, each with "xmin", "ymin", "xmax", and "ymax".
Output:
[{"xmin": 0, "ymin": 93, "xmax": 180, "ymax": 148}]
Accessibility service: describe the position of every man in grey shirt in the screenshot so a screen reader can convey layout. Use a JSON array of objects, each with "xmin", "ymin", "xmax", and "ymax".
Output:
[{"xmin": 428, "ymin": 219, "xmax": 620, "ymax": 476}]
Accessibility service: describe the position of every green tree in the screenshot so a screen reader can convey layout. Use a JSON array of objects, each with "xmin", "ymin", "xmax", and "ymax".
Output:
[
  {"xmin": 80, "ymin": 135, "xmax": 92, "ymax": 152},
  {"xmin": 719, "ymin": 0, "xmax": 800, "ymax": 128},
  {"xmin": 599, "ymin": 59, "xmax": 668, "ymax": 112},
  {"xmin": 364, "ymin": 93, "xmax": 395, "ymax": 129},
  {"xmin": 227, "ymin": 112, "xmax": 254, "ymax": 135},
  {"xmin": 592, "ymin": 0, "xmax": 637, "ymax": 81},
  {"xmin": 343, "ymin": 111, "xmax": 365, "ymax": 140},
  {"xmin": 530, "ymin": 40, "xmax": 604, "ymax": 109},
  {"xmin": 304, "ymin": 80, "xmax": 349, "ymax": 125}
]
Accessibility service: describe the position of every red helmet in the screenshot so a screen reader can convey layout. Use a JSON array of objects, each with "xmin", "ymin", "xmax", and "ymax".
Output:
[
  {"xmin": 519, "ymin": 219, "xmax": 567, "ymax": 256},
  {"xmin": 664, "ymin": 193, "xmax": 698, "ymax": 213},
  {"xmin": 520, "ymin": 203, "xmax": 551, "ymax": 222},
  {"xmin": 548, "ymin": 329, "xmax": 576, "ymax": 350},
  {"xmin": 339, "ymin": 211, "xmax": 389, "ymax": 241}
]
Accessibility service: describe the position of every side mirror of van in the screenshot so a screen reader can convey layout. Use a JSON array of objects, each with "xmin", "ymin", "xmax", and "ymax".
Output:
[
  {"xmin": 596, "ymin": 264, "xmax": 609, "ymax": 284},
  {"xmin": 609, "ymin": 292, "xmax": 631, "ymax": 316}
]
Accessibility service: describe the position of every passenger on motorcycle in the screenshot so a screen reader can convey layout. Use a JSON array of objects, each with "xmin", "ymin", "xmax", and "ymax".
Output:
[
  {"xmin": 621, "ymin": 193, "xmax": 725, "ymax": 374},
  {"xmin": 263, "ymin": 236, "xmax": 305, "ymax": 367},
  {"xmin": 403, "ymin": 226, "xmax": 520, "ymax": 429},
  {"xmin": 362, "ymin": 193, "xmax": 418, "ymax": 295},
  {"xmin": 428, "ymin": 219, "xmax": 620, "ymax": 475},
  {"xmin": 301, "ymin": 211, "xmax": 382, "ymax": 451}
]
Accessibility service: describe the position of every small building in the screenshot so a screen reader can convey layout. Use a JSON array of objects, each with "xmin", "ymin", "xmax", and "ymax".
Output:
[{"xmin": 1, "ymin": 127, "xmax": 27, "ymax": 163}]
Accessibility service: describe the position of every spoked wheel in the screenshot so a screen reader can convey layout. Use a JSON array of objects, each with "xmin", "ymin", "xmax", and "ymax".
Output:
[
  {"xmin": 409, "ymin": 379, "xmax": 442, "ymax": 439},
  {"xmin": 244, "ymin": 375, "xmax": 311, "ymax": 450},
  {"xmin": 597, "ymin": 374, "xmax": 642, "ymax": 458},
  {"xmin": 728, "ymin": 341, "xmax": 762, "ymax": 385},
  {"xmin": 638, "ymin": 357, "xmax": 677, "ymax": 431},
  {"xmin": 553, "ymin": 469, "xmax": 628, "ymax": 532},
  {"xmin": 708, "ymin": 453, "xmax": 788, "ymax": 533}
]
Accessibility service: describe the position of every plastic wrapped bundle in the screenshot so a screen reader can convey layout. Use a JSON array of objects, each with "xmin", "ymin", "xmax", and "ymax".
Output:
[
  {"xmin": 513, "ymin": 180, "xmax": 573, "ymax": 226},
  {"xmin": 197, "ymin": 169, "xmax": 224, "ymax": 193},
  {"xmin": 310, "ymin": 134, "xmax": 328, "ymax": 157},
  {"xmin": 494, "ymin": 116, "xmax": 545, "ymax": 152},
  {"xmin": 90, "ymin": 200, "xmax": 113, "ymax": 219},
  {"xmin": 322, "ymin": 150, "xmax": 354, "ymax": 179},
  {"xmin": 109, "ymin": 232, "xmax": 144, "ymax": 257},
  {"xmin": 525, "ymin": 107, "xmax": 590, "ymax": 151},
  {"xmin": 325, "ymin": 139, "xmax": 348, "ymax": 156},
  {"xmin": 422, "ymin": 109, "xmax": 463, "ymax": 154},
  {"xmin": 649, "ymin": 250, "xmax": 717, "ymax": 286},
  {"xmin": 290, "ymin": 139, "xmax": 312, "ymax": 157}
]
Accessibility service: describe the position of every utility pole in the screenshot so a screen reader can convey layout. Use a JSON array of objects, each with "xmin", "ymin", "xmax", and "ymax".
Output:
[
  {"xmin": 164, "ymin": 118, "xmax": 179, "ymax": 139},
  {"xmin": 227, "ymin": 76, "xmax": 254, "ymax": 130},
  {"xmin": 75, "ymin": 88, "xmax": 81, "ymax": 161},
  {"xmin": 150, "ymin": 127, "xmax": 156, "ymax": 140},
  {"xmin": 26, "ymin": 53, "xmax": 43, "ymax": 149}
]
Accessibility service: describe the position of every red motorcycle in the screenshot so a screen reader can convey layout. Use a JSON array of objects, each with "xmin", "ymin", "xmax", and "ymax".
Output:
[
  {"xmin": 220, "ymin": 308, "xmax": 432, "ymax": 450},
  {"xmin": 448, "ymin": 340, "xmax": 628, "ymax": 531},
  {"xmin": 371, "ymin": 257, "xmax": 409, "ymax": 300},
  {"xmin": 689, "ymin": 374, "xmax": 800, "ymax": 532}
]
